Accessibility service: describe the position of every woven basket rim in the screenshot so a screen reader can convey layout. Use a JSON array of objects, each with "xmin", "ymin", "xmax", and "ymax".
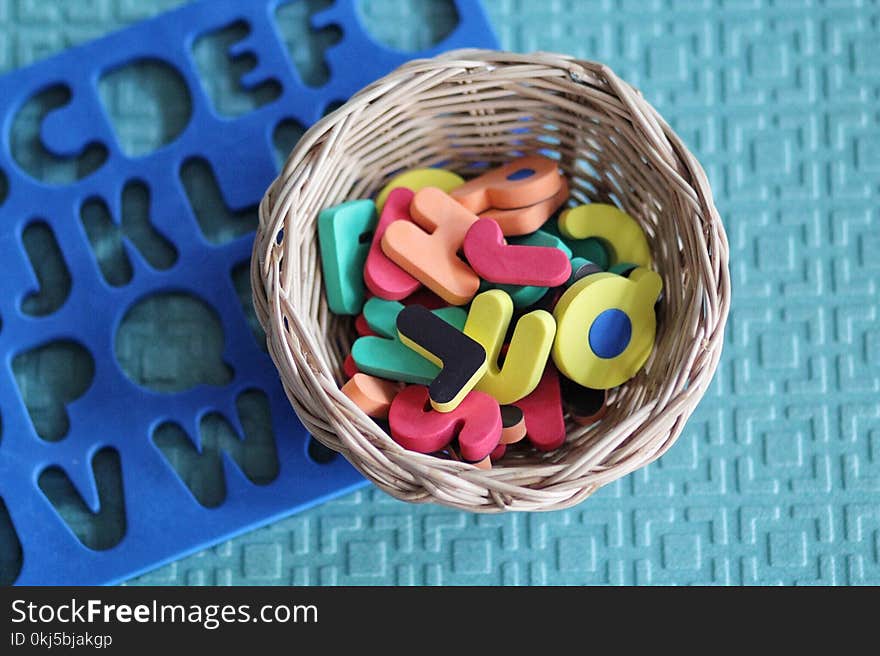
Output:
[{"xmin": 252, "ymin": 49, "xmax": 731, "ymax": 513}]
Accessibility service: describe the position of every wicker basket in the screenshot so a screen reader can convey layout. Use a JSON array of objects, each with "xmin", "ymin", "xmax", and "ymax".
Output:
[{"xmin": 251, "ymin": 50, "xmax": 730, "ymax": 512}]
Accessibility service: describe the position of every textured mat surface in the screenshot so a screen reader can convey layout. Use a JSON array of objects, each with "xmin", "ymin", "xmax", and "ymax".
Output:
[{"xmin": 2, "ymin": 0, "xmax": 878, "ymax": 585}]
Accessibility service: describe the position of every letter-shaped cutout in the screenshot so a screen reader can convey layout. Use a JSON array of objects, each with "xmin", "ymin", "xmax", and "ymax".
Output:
[
  {"xmin": 375, "ymin": 167, "xmax": 464, "ymax": 211},
  {"xmin": 381, "ymin": 187, "xmax": 480, "ymax": 305},
  {"xmin": 514, "ymin": 362, "xmax": 567, "ymax": 451},
  {"xmin": 318, "ymin": 199, "xmax": 376, "ymax": 314},
  {"xmin": 351, "ymin": 298, "xmax": 467, "ymax": 384},
  {"xmin": 389, "ymin": 385, "xmax": 501, "ymax": 463},
  {"xmin": 480, "ymin": 176, "xmax": 569, "ymax": 236},
  {"xmin": 81, "ymin": 181, "xmax": 178, "ymax": 287},
  {"xmin": 341, "ymin": 373, "xmax": 402, "ymax": 419},
  {"xmin": 13, "ymin": 339, "xmax": 94, "ymax": 442},
  {"xmin": 181, "ymin": 157, "xmax": 258, "ymax": 244},
  {"xmin": 450, "ymin": 155, "xmax": 562, "ymax": 212},
  {"xmin": 552, "ymin": 268, "xmax": 663, "ymax": 389},
  {"xmin": 364, "ymin": 187, "xmax": 421, "ymax": 300},
  {"xmin": 397, "ymin": 305, "xmax": 487, "ymax": 412},
  {"xmin": 191, "ymin": 21, "xmax": 281, "ymax": 117},
  {"xmin": 21, "ymin": 221, "xmax": 71, "ymax": 316},
  {"xmin": 38, "ymin": 447, "xmax": 125, "ymax": 550},
  {"xmin": 10, "ymin": 84, "xmax": 108, "ymax": 185},
  {"xmin": 463, "ymin": 290, "xmax": 556, "ymax": 405},
  {"xmin": 558, "ymin": 204, "xmax": 652, "ymax": 268},
  {"xmin": 152, "ymin": 390, "xmax": 278, "ymax": 509},
  {"xmin": 463, "ymin": 218, "xmax": 572, "ymax": 287}
]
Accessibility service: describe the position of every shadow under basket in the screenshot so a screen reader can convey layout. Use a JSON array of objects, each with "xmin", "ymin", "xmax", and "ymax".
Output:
[{"xmin": 252, "ymin": 50, "xmax": 731, "ymax": 512}]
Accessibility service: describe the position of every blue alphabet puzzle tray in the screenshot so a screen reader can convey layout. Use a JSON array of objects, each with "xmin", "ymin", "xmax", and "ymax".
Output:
[{"xmin": 0, "ymin": 0, "xmax": 497, "ymax": 585}]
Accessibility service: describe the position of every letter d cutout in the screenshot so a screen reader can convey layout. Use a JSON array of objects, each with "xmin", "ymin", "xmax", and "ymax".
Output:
[{"xmin": 552, "ymin": 268, "xmax": 662, "ymax": 389}]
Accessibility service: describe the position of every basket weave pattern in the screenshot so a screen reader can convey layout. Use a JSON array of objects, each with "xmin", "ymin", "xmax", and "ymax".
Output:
[{"xmin": 252, "ymin": 50, "xmax": 730, "ymax": 512}]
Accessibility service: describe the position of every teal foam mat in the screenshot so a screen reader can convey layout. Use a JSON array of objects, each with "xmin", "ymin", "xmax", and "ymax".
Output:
[{"xmin": 2, "ymin": 0, "xmax": 878, "ymax": 585}]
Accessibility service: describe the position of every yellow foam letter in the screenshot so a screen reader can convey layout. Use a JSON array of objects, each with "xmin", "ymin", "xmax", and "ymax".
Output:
[
  {"xmin": 558, "ymin": 204, "xmax": 652, "ymax": 268},
  {"xmin": 552, "ymin": 268, "xmax": 662, "ymax": 389},
  {"xmin": 464, "ymin": 290, "xmax": 556, "ymax": 404}
]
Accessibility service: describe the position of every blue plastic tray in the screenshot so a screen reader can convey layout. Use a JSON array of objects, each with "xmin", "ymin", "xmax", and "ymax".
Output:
[{"xmin": 0, "ymin": 0, "xmax": 497, "ymax": 585}]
